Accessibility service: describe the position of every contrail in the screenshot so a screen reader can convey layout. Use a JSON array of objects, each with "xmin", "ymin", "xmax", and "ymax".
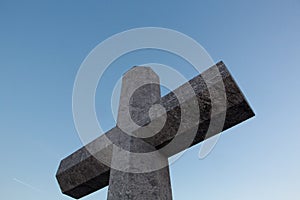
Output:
[{"xmin": 13, "ymin": 178, "xmax": 43, "ymax": 193}]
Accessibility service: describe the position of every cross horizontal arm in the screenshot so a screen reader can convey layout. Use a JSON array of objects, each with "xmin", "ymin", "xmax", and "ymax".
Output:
[{"xmin": 56, "ymin": 61, "xmax": 254, "ymax": 199}]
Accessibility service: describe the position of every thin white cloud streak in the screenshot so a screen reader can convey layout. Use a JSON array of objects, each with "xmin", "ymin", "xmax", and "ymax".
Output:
[{"xmin": 13, "ymin": 178, "xmax": 43, "ymax": 193}]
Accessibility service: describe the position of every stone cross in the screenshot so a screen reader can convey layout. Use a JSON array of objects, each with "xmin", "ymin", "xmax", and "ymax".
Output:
[{"xmin": 56, "ymin": 61, "xmax": 254, "ymax": 199}]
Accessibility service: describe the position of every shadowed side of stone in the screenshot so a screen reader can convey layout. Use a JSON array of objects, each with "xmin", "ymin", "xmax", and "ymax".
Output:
[
  {"xmin": 56, "ymin": 130, "xmax": 114, "ymax": 199},
  {"xmin": 144, "ymin": 61, "xmax": 255, "ymax": 156}
]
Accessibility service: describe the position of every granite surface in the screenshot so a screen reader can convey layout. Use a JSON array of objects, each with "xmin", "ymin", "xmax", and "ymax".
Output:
[
  {"xmin": 56, "ymin": 61, "xmax": 255, "ymax": 199},
  {"xmin": 107, "ymin": 67, "xmax": 172, "ymax": 200}
]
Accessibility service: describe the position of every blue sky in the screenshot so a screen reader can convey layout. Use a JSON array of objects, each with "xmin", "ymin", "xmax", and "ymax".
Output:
[{"xmin": 0, "ymin": 0, "xmax": 299, "ymax": 199}]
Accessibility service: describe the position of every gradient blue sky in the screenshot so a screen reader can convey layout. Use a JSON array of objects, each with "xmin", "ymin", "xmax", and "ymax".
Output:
[{"xmin": 1, "ymin": 1, "xmax": 300, "ymax": 199}]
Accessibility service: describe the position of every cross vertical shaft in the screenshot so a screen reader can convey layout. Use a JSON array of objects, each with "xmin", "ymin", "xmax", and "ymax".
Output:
[{"xmin": 107, "ymin": 67, "xmax": 173, "ymax": 200}]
